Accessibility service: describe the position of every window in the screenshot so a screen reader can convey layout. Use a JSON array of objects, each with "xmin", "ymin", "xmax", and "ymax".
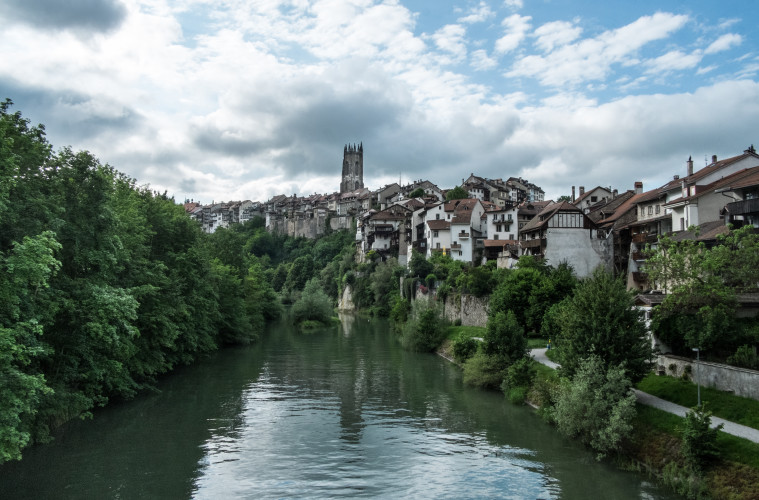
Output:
[
  {"xmin": 655, "ymin": 205, "xmax": 660, "ymax": 214},
  {"xmin": 458, "ymin": 251, "xmax": 462, "ymax": 256},
  {"xmin": 509, "ymin": 234, "xmax": 514, "ymax": 240},
  {"xmin": 433, "ymin": 230, "xmax": 439, "ymax": 237},
  {"xmin": 494, "ymin": 235, "xmax": 499, "ymax": 240},
  {"xmin": 436, "ymin": 214, "xmax": 440, "ymax": 220},
  {"xmin": 496, "ymin": 224, "xmax": 502, "ymax": 232},
  {"xmin": 648, "ymin": 206, "xmax": 653, "ymax": 215},
  {"xmin": 591, "ymin": 196, "xmax": 598, "ymax": 202},
  {"xmin": 436, "ymin": 242, "xmax": 440, "ymax": 249}
]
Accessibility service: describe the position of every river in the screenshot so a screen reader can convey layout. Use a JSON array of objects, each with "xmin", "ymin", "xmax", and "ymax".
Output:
[{"xmin": 0, "ymin": 315, "xmax": 676, "ymax": 499}]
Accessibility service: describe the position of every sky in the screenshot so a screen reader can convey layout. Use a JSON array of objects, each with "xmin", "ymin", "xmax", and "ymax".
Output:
[{"xmin": 1, "ymin": 0, "xmax": 758, "ymax": 204}]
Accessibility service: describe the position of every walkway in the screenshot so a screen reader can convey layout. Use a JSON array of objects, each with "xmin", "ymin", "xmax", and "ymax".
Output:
[{"xmin": 530, "ymin": 348, "xmax": 759, "ymax": 444}]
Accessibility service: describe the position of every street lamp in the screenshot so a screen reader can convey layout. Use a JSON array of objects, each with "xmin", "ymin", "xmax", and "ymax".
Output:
[{"xmin": 692, "ymin": 347, "xmax": 701, "ymax": 408}]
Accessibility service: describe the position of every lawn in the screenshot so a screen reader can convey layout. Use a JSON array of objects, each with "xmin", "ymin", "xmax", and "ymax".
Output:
[
  {"xmin": 445, "ymin": 325, "xmax": 485, "ymax": 341},
  {"xmin": 636, "ymin": 372, "xmax": 759, "ymax": 430}
]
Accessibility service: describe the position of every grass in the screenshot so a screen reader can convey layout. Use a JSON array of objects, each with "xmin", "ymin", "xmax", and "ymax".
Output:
[
  {"xmin": 636, "ymin": 372, "xmax": 759, "ymax": 430},
  {"xmin": 527, "ymin": 337, "xmax": 549, "ymax": 349},
  {"xmin": 446, "ymin": 325, "xmax": 485, "ymax": 341}
]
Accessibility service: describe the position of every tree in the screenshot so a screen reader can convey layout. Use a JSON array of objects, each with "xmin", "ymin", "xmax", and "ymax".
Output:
[
  {"xmin": 482, "ymin": 310, "xmax": 527, "ymax": 363},
  {"xmin": 408, "ymin": 187, "xmax": 425, "ymax": 198},
  {"xmin": 646, "ymin": 226, "xmax": 759, "ymax": 353},
  {"xmin": 680, "ymin": 404, "xmax": 723, "ymax": 472},
  {"xmin": 555, "ymin": 267, "xmax": 652, "ymax": 382},
  {"xmin": 292, "ymin": 278, "xmax": 333, "ymax": 325},
  {"xmin": 445, "ymin": 186, "xmax": 469, "ymax": 201},
  {"xmin": 408, "ymin": 250, "xmax": 433, "ymax": 279},
  {"xmin": 553, "ymin": 355, "xmax": 637, "ymax": 459},
  {"xmin": 400, "ymin": 301, "xmax": 446, "ymax": 352}
]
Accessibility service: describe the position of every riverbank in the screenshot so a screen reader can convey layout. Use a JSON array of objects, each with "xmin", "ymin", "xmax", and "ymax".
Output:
[{"xmin": 435, "ymin": 344, "xmax": 759, "ymax": 499}]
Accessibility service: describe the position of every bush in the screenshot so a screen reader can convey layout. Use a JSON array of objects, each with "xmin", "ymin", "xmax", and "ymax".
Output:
[
  {"xmin": 502, "ymin": 357, "xmax": 536, "ymax": 389},
  {"xmin": 482, "ymin": 310, "xmax": 527, "ymax": 364},
  {"xmin": 462, "ymin": 350, "xmax": 506, "ymax": 389},
  {"xmin": 451, "ymin": 333, "xmax": 478, "ymax": 362},
  {"xmin": 553, "ymin": 355, "xmax": 637, "ymax": 460},
  {"xmin": 681, "ymin": 404, "xmax": 723, "ymax": 472},
  {"xmin": 292, "ymin": 278, "xmax": 333, "ymax": 325},
  {"xmin": 727, "ymin": 344, "xmax": 758, "ymax": 370},
  {"xmin": 400, "ymin": 301, "xmax": 446, "ymax": 352}
]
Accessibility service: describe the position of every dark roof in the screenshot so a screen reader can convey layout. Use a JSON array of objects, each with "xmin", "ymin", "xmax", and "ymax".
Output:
[
  {"xmin": 573, "ymin": 186, "xmax": 610, "ymax": 205},
  {"xmin": 669, "ymin": 220, "xmax": 728, "ymax": 242},
  {"xmin": 665, "ymin": 167, "xmax": 759, "ymax": 207},
  {"xmin": 483, "ymin": 239, "xmax": 518, "ymax": 248},
  {"xmin": 427, "ymin": 220, "xmax": 451, "ymax": 230},
  {"xmin": 660, "ymin": 151, "xmax": 759, "ymax": 191}
]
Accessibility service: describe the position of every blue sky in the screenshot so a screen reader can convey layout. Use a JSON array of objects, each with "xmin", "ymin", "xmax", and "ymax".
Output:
[{"xmin": 1, "ymin": 0, "xmax": 757, "ymax": 203}]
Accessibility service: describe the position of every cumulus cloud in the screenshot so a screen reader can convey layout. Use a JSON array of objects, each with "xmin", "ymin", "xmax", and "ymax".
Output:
[
  {"xmin": 534, "ymin": 20, "xmax": 582, "ymax": 52},
  {"xmin": 507, "ymin": 12, "xmax": 689, "ymax": 87},
  {"xmin": 431, "ymin": 24, "xmax": 468, "ymax": 63},
  {"xmin": 495, "ymin": 14, "xmax": 531, "ymax": 54},
  {"xmin": 457, "ymin": 2, "xmax": 494, "ymax": 24}
]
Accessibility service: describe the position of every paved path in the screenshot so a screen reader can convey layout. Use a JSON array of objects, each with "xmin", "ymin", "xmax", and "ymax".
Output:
[{"xmin": 530, "ymin": 348, "xmax": 759, "ymax": 444}]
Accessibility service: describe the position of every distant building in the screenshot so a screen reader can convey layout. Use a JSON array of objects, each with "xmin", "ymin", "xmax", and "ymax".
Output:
[{"xmin": 340, "ymin": 143, "xmax": 364, "ymax": 193}]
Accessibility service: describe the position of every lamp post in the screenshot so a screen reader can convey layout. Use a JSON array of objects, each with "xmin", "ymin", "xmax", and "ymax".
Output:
[{"xmin": 692, "ymin": 347, "xmax": 701, "ymax": 408}]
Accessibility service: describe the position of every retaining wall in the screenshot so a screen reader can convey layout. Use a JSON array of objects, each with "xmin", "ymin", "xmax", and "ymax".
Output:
[{"xmin": 656, "ymin": 354, "xmax": 759, "ymax": 401}]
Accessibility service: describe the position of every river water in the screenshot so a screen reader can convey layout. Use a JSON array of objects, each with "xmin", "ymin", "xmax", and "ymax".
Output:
[{"xmin": 0, "ymin": 315, "xmax": 676, "ymax": 499}]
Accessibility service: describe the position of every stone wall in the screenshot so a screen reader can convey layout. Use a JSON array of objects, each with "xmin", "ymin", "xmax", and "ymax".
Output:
[
  {"xmin": 656, "ymin": 354, "xmax": 759, "ymax": 401},
  {"xmin": 443, "ymin": 293, "xmax": 489, "ymax": 327}
]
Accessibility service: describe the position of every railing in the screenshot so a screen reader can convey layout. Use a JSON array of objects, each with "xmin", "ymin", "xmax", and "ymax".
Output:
[
  {"xmin": 632, "ymin": 251, "xmax": 646, "ymax": 261},
  {"xmin": 520, "ymin": 238, "xmax": 542, "ymax": 248},
  {"xmin": 451, "ymin": 243, "xmax": 461, "ymax": 249},
  {"xmin": 632, "ymin": 233, "xmax": 647, "ymax": 243},
  {"xmin": 726, "ymin": 198, "xmax": 759, "ymax": 216},
  {"xmin": 458, "ymin": 232, "xmax": 470, "ymax": 239}
]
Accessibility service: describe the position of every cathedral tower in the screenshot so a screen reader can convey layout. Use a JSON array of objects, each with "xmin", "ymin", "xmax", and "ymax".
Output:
[{"xmin": 340, "ymin": 142, "xmax": 364, "ymax": 193}]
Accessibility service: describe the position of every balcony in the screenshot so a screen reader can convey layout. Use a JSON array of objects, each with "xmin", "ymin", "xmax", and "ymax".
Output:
[
  {"xmin": 458, "ymin": 231, "xmax": 470, "ymax": 239},
  {"xmin": 451, "ymin": 243, "xmax": 462, "ymax": 249},
  {"xmin": 726, "ymin": 198, "xmax": 759, "ymax": 216},
  {"xmin": 632, "ymin": 251, "xmax": 646, "ymax": 261},
  {"xmin": 520, "ymin": 238, "xmax": 543, "ymax": 249},
  {"xmin": 632, "ymin": 233, "xmax": 647, "ymax": 243}
]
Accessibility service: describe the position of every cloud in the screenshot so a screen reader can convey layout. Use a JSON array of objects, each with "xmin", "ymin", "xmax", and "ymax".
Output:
[
  {"xmin": 0, "ymin": 0, "xmax": 127, "ymax": 33},
  {"xmin": 507, "ymin": 12, "xmax": 689, "ymax": 87},
  {"xmin": 645, "ymin": 49, "xmax": 703, "ymax": 74},
  {"xmin": 457, "ymin": 2, "xmax": 494, "ymax": 24},
  {"xmin": 431, "ymin": 24, "xmax": 468, "ymax": 63},
  {"xmin": 495, "ymin": 14, "xmax": 531, "ymax": 54},
  {"xmin": 503, "ymin": 0, "xmax": 523, "ymax": 9},
  {"xmin": 470, "ymin": 49, "xmax": 498, "ymax": 71},
  {"xmin": 705, "ymin": 33, "xmax": 742, "ymax": 54},
  {"xmin": 533, "ymin": 20, "xmax": 582, "ymax": 52}
]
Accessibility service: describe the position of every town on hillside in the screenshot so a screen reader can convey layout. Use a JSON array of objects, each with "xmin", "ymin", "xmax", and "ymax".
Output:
[{"xmin": 184, "ymin": 142, "xmax": 759, "ymax": 288}]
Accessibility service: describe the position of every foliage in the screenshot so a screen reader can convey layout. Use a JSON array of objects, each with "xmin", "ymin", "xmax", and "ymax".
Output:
[
  {"xmin": 681, "ymin": 404, "xmax": 723, "ymax": 472},
  {"xmin": 451, "ymin": 333, "xmax": 478, "ymax": 362},
  {"xmin": 408, "ymin": 250, "xmax": 433, "ymax": 279},
  {"xmin": 445, "ymin": 186, "xmax": 469, "ymax": 201},
  {"xmin": 389, "ymin": 293, "xmax": 412, "ymax": 324},
  {"xmin": 553, "ymin": 355, "xmax": 637, "ymax": 459},
  {"xmin": 553, "ymin": 267, "xmax": 652, "ymax": 383},
  {"xmin": 292, "ymin": 278, "xmax": 334, "ymax": 325},
  {"xmin": 462, "ymin": 350, "xmax": 507, "ymax": 389},
  {"xmin": 727, "ymin": 344, "xmax": 758, "ymax": 370},
  {"xmin": 501, "ymin": 357, "xmax": 536, "ymax": 404},
  {"xmin": 408, "ymin": 187, "xmax": 425, "ymax": 198},
  {"xmin": 647, "ymin": 226, "xmax": 759, "ymax": 353},
  {"xmin": 482, "ymin": 310, "xmax": 527, "ymax": 364},
  {"xmin": 489, "ymin": 266, "xmax": 545, "ymax": 332},
  {"xmin": 400, "ymin": 300, "xmax": 446, "ymax": 352}
]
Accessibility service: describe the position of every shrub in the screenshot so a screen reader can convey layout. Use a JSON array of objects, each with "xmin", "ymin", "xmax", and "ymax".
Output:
[
  {"xmin": 482, "ymin": 310, "xmax": 527, "ymax": 364},
  {"xmin": 553, "ymin": 355, "xmax": 637, "ymax": 460},
  {"xmin": 681, "ymin": 404, "xmax": 723, "ymax": 472},
  {"xmin": 400, "ymin": 301, "xmax": 446, "ymax": 352},
  {"xmin": 727, "ymin": 344, "xmax": 758, "ymax": 370},
  {"xmin": 502, "ymin": 357, "xmax": 536, "ymax": 390},
  {"xmin": 292, "ymin": 278, "xmax": 333, "ymax": 325},
  {"xmin": 451, "ymin": 333, "xmax": 478, "ymax": 362},
  {"xmin": 462, "ymin": 350, "xmax": 506, "ymax": 389}
]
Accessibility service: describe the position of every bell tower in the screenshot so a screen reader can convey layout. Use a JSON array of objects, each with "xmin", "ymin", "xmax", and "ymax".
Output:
[{"xmin": 340, "ymin": 142, "xmax": 364, "ymax": 193}]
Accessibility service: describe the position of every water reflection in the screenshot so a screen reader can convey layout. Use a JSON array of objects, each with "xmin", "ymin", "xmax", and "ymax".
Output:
[{"xmin": 0, "ymin": 316, "xmax": 676, "ymax": 499}]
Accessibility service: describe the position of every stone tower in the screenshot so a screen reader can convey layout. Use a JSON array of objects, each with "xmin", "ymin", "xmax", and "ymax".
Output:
[{"xmin": 340, "ymin": 142, "xmax": 364, "ymax": 193}]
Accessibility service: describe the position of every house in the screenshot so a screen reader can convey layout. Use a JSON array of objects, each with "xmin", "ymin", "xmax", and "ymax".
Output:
[
  {"xmin": 519, "ymin": 201, "xmax": 612, "ymax": 277},
  {"xmin": 482, "ymin": 205, "xmax": 519, "ymax": 264},
  {"xmin": 572, "ymin": 185, "xmax": 615, "ymax": 210},
  {"xmin": 421, "ymin": 198, "xmax": 486, "ymax": 263}
]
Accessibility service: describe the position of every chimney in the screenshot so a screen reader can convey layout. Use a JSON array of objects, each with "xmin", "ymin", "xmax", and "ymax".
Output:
[
  {"xmin": 579, "ymin": 186, "xmax": 585, "ymax": 196},
  {"xmin": 612, "ymin": 189, "xmax": 618, "ymax": 199},
  {"xmin": 634, "ymin": 181, "xmax": 643, "ymax": 194},
  {"xmin": 687, "ymin": 156, "xmax": 693, "ymax": 177},
  {"xmin": 712, "ymin": 154, "xmax": 718, "ymax": 163},
  {"xmin": 572, "ymin": 186, "xmax": 576, "ymax": 202}
]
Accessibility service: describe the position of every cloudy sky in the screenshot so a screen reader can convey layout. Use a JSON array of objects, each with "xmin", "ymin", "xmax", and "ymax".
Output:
[{"xmin": 1, "ymin": 0, "xmax": 758, "ymax": 203}]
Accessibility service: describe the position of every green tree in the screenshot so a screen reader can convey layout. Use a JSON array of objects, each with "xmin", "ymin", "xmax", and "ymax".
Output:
[
  {"xmin": 400, "ymin": 301, "xmax": 446, "ymax": 352},
  {"xmin": 408, "ymin": 250, "xmax": 433, "ymax": 279},
  {"xmin": 680, "ymin": 404, "xmax": 723, "ymax": 472},
  {"xmin": 292, "ymin": 278, "xmax": 333, "ymax": 325},
  {"xmin": 408, "ymin": 187, "xmax": 425, "ymax": 198},
  {"xmin": 553, "ymin": 355, "xmax": 637, "ymax": 459},
  {"xmin": 482, "ymin": 310, "xmax": 527, "ymax": 363},
  {"xmin": 555, "ymin": 268, "xmax": 652, "ymax": 382},
  {"xmin": 445, "ymin": 186, "xmax": 469, "ymax": 201}
]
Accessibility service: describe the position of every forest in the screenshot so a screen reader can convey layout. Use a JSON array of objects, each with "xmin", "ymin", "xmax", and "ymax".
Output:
[{"xmin": 0, "ymin": 100, "xmax": 356, "ymax": 463}]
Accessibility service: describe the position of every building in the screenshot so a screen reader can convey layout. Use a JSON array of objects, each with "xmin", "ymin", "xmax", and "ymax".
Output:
[{"xmin": 340, "ymin": 143, "xmax": 364, "ymax": 193}]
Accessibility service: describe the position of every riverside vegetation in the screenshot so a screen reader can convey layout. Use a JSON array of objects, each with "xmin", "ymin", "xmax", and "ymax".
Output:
[{"xmin": 3, "ymin": 101, "xmax": 759, "ymax": 498}]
